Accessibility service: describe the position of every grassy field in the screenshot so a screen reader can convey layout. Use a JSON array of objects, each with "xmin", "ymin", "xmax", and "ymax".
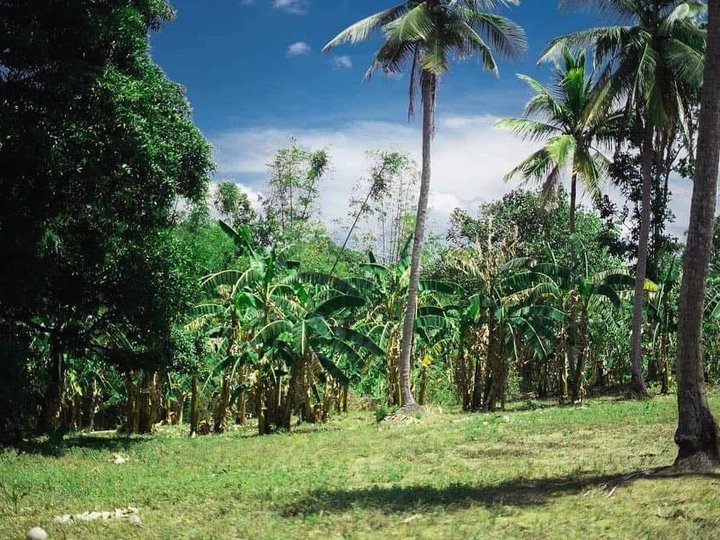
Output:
[{"xmin": 2, "ymin": 394, "xmax": 720, "ymax": 539}]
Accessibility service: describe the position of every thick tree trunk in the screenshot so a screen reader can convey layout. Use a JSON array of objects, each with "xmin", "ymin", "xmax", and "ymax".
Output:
[
  {"xmin": 629, "ymin": 121, "xmax": 653, "ymax": 397},
  {"xmin": 123, "ymin": 372, "xmax": 140, "ymax": 434},
  {"xmin": 83, "ymin": 378, "xmax": 97, "ymax": 432},
  {"xmin": 398, "ymin": 70, "xmax": 436, "ymax": 411},
  {"xmin": 674, "ymin": 0, "xmax": 720, "ymax": 471}
]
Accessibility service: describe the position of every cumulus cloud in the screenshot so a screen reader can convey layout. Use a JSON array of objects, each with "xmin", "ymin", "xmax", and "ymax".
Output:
[
  {"xmin": 287, "ymin": 41, "xmax": 311, "ymax": 57},
  {"xmin": 332, "ymin": 55, "xmax": 353, "ymax": 70},
  {"xmin": 211, "ymin": 115, "xmax": 696, "ymax": 239},
  {"xmin": 273, "ymin": 0, "xmax": 308, "ymax": 15},
  {"xmin": 212, "ymin": 116, "xmax": 532, "ymax": 230}
]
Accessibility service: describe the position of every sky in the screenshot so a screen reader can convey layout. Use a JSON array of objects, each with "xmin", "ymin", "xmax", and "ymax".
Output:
[{"xmin": 149, "ymin": 0, "xmax": 694, "ymax": 238}]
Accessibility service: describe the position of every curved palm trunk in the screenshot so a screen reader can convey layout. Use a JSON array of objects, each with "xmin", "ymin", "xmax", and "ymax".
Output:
[
  {"xmin": 674, "ymin": 0, "xmax": 720, "ymax": 470},
  {"xmin": 629, "ymin": 122, "xmax": 653, "ymax": 397},
  {"xmin": 398, "ymin": 70, "xmax": 436, "ymax": 409}
]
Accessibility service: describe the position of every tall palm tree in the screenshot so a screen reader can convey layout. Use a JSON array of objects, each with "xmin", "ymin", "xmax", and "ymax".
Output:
[
  {"xmin": 497, "ymin": 47, "xmax": 617, "ymax": 241},
  {"xmin": 497, "ymin": 47, "xmax": 619, "ymax": 402},
  {"xmin": 324, "ymin": 0, "xmax": 526, "ymax": 409},
  {"xmin": 541, "ymin": 0, "xmax": 706, "ymax": 396},
  {"xmin": 674, "ymin": 0, "xmax": 720, "ymax": 471}
]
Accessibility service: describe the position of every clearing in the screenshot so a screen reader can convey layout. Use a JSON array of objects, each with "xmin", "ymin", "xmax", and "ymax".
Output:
[{"xmin": 2, "ymin": 394, "xmax": 720, "ymax": 539}]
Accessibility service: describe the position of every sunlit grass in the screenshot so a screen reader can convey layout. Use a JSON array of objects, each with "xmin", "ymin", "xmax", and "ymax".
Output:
[{"xmin": 2, "ymin": 393, "xmax": 720, "ymax": 539}]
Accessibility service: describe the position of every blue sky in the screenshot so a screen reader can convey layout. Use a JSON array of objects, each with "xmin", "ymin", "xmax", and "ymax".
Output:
[
  {"xmin": 151, "ymin": 1, "xmax": 597, "ymax": 132},
  {"xmin": 148, "ymin": 1, "xmax": 692, "ymax": 237}
]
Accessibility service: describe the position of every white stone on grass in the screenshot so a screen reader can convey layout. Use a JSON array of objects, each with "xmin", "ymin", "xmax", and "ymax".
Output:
[{"xmin": 26, "ymin": 527, "xmax": 48, "ymax": 540}]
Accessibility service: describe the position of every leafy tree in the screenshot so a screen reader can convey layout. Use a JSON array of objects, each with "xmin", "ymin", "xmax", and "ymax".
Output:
[
  {"xmin": 196, "ymin": 223, "xmax": 383, "ymax": 434},
  {"xmin": 324, "ymin": 0, "xmax": 526, "ymax": 409},
  {"xmin": 0, "ymin": 0, "xmax": 213, "ymax": 432},
  {"xmin": 498, "ymin": 48, "xmax": 621, "ymax": 394},
  {"xmin": 214, "ymin": 181, "xmax": 257, "ymax": 228},
  {"xmin": 648, "ymin": 255, "xmax": 680, "ymax": 394},
  {"xmin": 335, "ymin": 151, "xmax": 419, "ymax": 272},
  {"xmin": 263, "ymin": 140, "xmax": 329, "ymax": 239},
  {"xmin": 497, "ymin": 47, "xmax": 617, "ymax": 243}
]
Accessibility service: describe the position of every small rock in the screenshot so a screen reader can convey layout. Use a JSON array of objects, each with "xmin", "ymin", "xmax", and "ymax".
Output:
[
  {"xmin": 130, "ymin": 514, "xmax": 142, "ymax": 526},
  {"xmin": 26, "ymin": 527, "xmax": 48, "ymax": 540}
]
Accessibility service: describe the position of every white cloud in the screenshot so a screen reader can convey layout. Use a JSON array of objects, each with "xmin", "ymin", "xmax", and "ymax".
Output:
[
  {"xmin": 211, "ymin": 115, "xmax": 705, "ymax": 242},
  {"xmin": 287, "ymin": 41, "xmax": 311, "ymax": 57},
  {"xmin": 212, "ymin": 115, "xmax": 537, "ymax": 232},
  {"xmin": 273, "ymin": 0, "xmax": 308, "ymax": 15},
  {"xmin": 332, "ymin": 55, "xmax": 353, "ymax": 70}
]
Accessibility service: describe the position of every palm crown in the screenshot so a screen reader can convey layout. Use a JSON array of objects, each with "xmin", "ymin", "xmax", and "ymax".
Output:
[
  {"xmin": 497, "ymin": 47, "xmax": 619, "ymax": 203},
  {"xmin": 542, "ymin": 0, "xmax": 706, "ymax": 129},
  {"xmin": 323, "ymin": 0, "xmax": 527, "ymax": 115}
]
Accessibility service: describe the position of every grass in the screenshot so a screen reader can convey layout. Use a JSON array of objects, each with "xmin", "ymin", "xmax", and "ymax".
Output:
[{"xmin": 2, "ymin": 394, "xmax": 720, "ymax": 539}]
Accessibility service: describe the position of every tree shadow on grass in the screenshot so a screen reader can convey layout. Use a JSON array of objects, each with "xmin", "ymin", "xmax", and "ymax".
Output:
[
  {"xmin": 280, "ymin": 469, "xmax": 720, "ymax": 517},
  {"xmin": 9, "ymin": 432, "xmax": 151, "ymax": 457}
]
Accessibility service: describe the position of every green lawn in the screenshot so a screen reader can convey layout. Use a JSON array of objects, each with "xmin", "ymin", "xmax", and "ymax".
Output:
[{"xmin": 3, "ymin": 394, "xmax": 720, "ymax": 539}]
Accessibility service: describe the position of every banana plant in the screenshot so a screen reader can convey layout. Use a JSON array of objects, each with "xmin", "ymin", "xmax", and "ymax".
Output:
[
  {"xmin": 450, "ymin": 248, "xmax": 566, "ymax": 411},
  {"xmin": 194, "ymin": 221, "xmax": 383, "ymax": 435},
  {"xmin": 353, "ymin": 247, "xmax": 456, "ymax": 406},
  {"xmin": 647, "ymin": 256, "xmax": 680, "ymax": 394},
  {"xmin": 526, "ymin": 244, "xmax": 634, "ymax": 403}
]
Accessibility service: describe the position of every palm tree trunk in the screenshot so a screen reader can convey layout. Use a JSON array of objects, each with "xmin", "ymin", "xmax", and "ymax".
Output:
[
  {"xmin": 629, "ymin": 121, "xmax": 653, "ymax": 397},
  {"xmin": 674, "ymin": 0, "xmax": 720, "ymax": 470},
  {"xmin": 569, "ymin": 173, "xmax": 577, "ymax": 256},
  {"xmin": 567, "ymin": 174, "xmax": 581, "ymax": 402},
  {"xmin": 398, "ymin": 70, "xmax": 436, "ymax": 410}
]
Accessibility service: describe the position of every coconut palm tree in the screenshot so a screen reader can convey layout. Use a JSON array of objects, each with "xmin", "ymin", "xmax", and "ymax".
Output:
[
  {"xmin": 674, "ymin": 0, "xmax": 720, "ymax": 470},
  {"xmin": 541, "ymin": 0, "xmax": 706, "ymax": 396},
  {"xmin": 323, "ymin": 0, "xmax": 526, "ymax": 409},
  {"xmin": 497, "ymin": 47, "xmax": 619, "ymax": 400},
  {"xmin": 497, "ymin": 47, "xmax": 617, "ymax": 243}
]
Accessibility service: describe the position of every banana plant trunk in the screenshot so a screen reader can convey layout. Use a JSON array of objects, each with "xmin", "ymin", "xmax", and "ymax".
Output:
[
  {"xmin": 213, "ymin": 367, "xmax": 232, "ymax": 433},
  {"xmin": 629, "ymin": 121, "xmax": 653, "ymax": 397},
  {"xmin": 398, "ymin": 69, "xmax": 436, "ymax": 410},
  {"xmin": 189, "ymin": 374, "xmax": 199, "ymax": 436},
  {"xmin": 674, "ymin": 0, "xmax": 720, "ymax": 471}
]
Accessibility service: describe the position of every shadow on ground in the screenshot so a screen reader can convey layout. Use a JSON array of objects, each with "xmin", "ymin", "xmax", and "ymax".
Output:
[
  {"xmin": 8, "ymin": 432, "xmax": 151, "ymax": 457},
  {"xmin": 280, "ymin": 470, "xmax": 720, "ymax": 516}
]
